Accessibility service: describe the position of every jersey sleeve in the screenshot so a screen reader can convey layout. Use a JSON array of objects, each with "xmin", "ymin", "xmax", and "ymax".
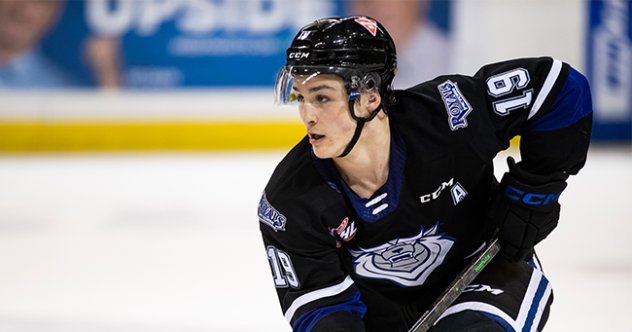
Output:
[
  {"xmin": 472, "ymin": 57, "xmax": 593, "ymax": 176},
  {"xmin": 258, "ymin": 152, "xmax": 367, "ymax": 332}
]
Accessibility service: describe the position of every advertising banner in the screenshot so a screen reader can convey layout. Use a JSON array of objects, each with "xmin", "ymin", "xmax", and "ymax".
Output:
[
  {"xmin": 587, "ymin": 0, "xmax": 632, "ymax": 140},
  {"xmin": 2, "ymin": 0, "xmax": 451, "ymax": 90},
  {"xmin": 41, "ymin": 0, "xmax": 342, "ymax": 88}
]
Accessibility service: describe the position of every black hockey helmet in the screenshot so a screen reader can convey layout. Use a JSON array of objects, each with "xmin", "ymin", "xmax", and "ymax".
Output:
[
  {"xmin": 275, "ymin": 16, "xmax": 397, "ymax": 104},
  {"xmin": 274, "ymin": 16, "xmax": 398, "ymax": 158}
]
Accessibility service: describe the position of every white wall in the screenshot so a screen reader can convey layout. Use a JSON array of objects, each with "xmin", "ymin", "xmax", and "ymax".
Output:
[
  {"xmin": 0, "ymin": 89, "xmax": 293, "ymax": 122},
  {"xmin": 453, "ymin": 0, "xmax": 587, "ymax": 75}
]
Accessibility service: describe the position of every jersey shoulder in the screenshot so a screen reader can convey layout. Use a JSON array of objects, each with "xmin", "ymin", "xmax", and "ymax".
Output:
[
  {"xmin": 259, "ymin": 137, "xmax": 345, "ymax": 233},
  {"xmin": 390, "ymin": 57, "xmax": 574, "ymax": 160},
  {"xmin": 389, "ymin": 73, "xmax": 491, "ymax": 161}
]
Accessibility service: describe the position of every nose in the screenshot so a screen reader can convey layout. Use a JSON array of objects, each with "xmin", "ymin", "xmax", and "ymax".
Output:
[{"xmin": 299, "ymin": 102, "xmax": 318, "ymax": 127}]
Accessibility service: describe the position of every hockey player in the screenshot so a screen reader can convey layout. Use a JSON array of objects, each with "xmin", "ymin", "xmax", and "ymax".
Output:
[{"xmin": 258, "ymin": 16, "xmax": 592, "ymax": 332}]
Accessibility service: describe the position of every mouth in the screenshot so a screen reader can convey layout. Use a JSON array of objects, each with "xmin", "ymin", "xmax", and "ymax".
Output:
[{"xmin": 309, "ymin": 133, "xmax": 325, "ymax": 143}]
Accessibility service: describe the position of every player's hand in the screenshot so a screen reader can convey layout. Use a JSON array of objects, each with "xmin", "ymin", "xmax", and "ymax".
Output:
[{"xmin": 485, "ymin": 157, "xmax": 568, "ymax": 262}]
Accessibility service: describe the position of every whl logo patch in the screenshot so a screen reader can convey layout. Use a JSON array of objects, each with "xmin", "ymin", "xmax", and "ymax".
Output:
[
  {"xmin": 329, "ymin": 217, "xmax": 357, "ymax": 248},
  {"xmin": 355, "ymin": 18, "xmax": 377, "ymax": 36}
]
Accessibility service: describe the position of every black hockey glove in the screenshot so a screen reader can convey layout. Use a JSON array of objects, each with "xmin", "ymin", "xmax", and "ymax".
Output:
[{"xmin": 485, "ymin": 157, "xmax": 569, "ymax": 262}]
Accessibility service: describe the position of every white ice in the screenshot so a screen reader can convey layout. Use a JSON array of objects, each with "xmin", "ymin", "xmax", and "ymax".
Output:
[{"xmin": 0, "ymin": 145, "xmax": 629, "ymax": 332}]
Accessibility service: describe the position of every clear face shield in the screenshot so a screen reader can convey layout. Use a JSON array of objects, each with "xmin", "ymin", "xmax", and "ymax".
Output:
[
  {"xmin": 274, "ymin": 65, "xmax": 297, "ymax": 105},
  {"xmin": 274, "ymin": 65, "xmax": 375, "ymax": 106}
]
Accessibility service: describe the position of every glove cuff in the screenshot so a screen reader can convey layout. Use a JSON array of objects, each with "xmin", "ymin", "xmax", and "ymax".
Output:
[{"xmin": 506, "ymin": 156, "xmax": 569, "ymax": 185}]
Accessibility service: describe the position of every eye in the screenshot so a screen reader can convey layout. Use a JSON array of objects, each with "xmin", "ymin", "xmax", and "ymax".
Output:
[
  {"xmin": 316, "ymin": 95, "xmax": 329, "ymax": 104},
  {"xmin": 295, "ymin": 94, "xmax": 304, "ymax": 103}
]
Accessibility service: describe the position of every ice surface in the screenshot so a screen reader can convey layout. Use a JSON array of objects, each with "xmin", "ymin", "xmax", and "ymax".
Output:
[{"xmin": 0, "ymin": 145, "xmax": 629, "ymax": 332}]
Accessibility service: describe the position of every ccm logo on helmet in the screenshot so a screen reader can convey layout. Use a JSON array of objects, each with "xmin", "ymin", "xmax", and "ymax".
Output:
[
  {"xmin": 504, "ymin": 185, "xmax": 563, "ymax": 205},
  {"xmin": 289, "ymin": 52, "xmax": 310, "ymax": 59}
]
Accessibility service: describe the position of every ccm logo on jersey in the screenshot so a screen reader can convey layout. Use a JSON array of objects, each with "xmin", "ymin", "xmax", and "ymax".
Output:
[
  {"xmin": 258, "ymin": 192, "xmax": 287, "ymax": 232},
  {"xmin": 289, "ymin": 52, "xmax": 309, "ymax": 59},
  {"xmin": 329, "ymin": 217, "xmax": 357, "ymax": 248},
  {"xmin": 504, "ymin": 186, "xmax": 563, "ymax": 205},
  {"xmin": 438, "ymin": 80, "xmax": 473, "ymax": 131},
  {"xmin": 420, "ymin": 178, "xmax": 468, "ymax": 206},
  {"xmin": 464, "ymin": 284, "xmax": 504, "ymax": 296}
]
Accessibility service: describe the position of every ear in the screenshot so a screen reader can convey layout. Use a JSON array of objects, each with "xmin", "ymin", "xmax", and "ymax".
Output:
[
  {"xmin": 365, "ymin": 89, "xmax": 382, "ymax": 113},
  {"xmin": 353, "ymin": 89, "xmax": 382, "ymax": 118}
]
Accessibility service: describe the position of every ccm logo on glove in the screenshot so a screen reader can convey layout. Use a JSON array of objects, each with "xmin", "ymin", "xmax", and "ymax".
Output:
[{"xmin": 504, "ymin": 186, "xmax": 563, "ymax": 206}]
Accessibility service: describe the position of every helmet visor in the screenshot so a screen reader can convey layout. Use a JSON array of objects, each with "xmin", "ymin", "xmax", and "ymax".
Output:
[
  {"xmin": 274, "ymin": 66, "xmax": 296, "ymax": 105},
  {"xmin": 274, "ymin": 65, "xmax": 363, "ymax": 105}
]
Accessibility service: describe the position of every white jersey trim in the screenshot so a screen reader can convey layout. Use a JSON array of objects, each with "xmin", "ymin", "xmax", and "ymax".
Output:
[
  {"xmin": 435, "ymin": 268, "xmax": 551, "ymax": 332},
  {"xmin": 528, "ymin": 58, "xmax": 563, "ymax": 120},
  {"xmin": 284, "ymin": 275, "xmax": 355, "ymax": 322}
]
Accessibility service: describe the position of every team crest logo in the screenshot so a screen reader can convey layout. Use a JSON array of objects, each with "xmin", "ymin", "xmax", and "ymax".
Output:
[
  {"xmin": 438, "ymin": 80, "xmax": 473, "ymax": 131},
  {"xmin": 258, "ymin": 192, "xmax": 286, "ymax": 232},
  {"xmin": 355, "ymin": 18, "xmax": 377, "ymax": 36},
  {"xmin": 349, "ymin": 223, "xmax": 454, "ymax": 287}
]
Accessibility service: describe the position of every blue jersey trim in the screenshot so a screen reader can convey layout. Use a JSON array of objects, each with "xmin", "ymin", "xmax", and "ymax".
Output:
[
  {"xmin": 527, "ymin": 67, "xmax": 593, "ymax": 132},
  {"xmin": 292, "ymin": 292, "xmax": 367, "ymax": 332},
  {"xmin": 523, "ymin": 276, "xmax": 550, "ymax": 332},
  {"xmin": 527, "ymin": 258, "xmax": 537, "ymax": 269},
  {"xmin": 311, "ymin": 127, "xmax": 407, "ymax": 223},
  {"xmin": 479, "ymin": 275, "xmax": 550, "ymax": 332},
  {"xmin": 480, "ymin": 312, "xmax": 516, "ymax": 332}
]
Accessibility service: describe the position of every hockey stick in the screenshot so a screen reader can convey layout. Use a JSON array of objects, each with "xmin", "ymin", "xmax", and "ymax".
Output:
[{"xmin": 407, "ymin": 237, "xmax": 501, "ymax": 332}]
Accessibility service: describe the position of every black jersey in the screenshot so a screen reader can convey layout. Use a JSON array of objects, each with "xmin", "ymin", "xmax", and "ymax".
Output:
[{"xmin": 258, "ymin": 57, "xmax": 592, "ymax": 332}]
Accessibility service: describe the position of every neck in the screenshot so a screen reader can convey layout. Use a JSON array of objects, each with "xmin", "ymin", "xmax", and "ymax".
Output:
[{"xmin": 334, "ymin": 112, "xmax": 391, "ymax": 199}]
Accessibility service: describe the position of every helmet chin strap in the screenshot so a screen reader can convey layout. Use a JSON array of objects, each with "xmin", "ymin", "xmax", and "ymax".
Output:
[{"xmin": 337, "ymin": 97, "xmax": 382, "ymax": 158}]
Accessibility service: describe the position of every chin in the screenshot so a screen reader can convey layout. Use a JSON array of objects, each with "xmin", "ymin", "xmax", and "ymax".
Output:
[
  {"xmin": 311, "ymin": 147, "xmax": 328, "ymax": 159},
  {"xmin": 312, "ymin": 146, "xmax": 338, "ymax": 160}
]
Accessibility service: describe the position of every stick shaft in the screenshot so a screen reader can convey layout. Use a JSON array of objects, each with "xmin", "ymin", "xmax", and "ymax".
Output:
[{"xmin": 407, "ymin": 238, "xmax": 501, "ymax": 332}]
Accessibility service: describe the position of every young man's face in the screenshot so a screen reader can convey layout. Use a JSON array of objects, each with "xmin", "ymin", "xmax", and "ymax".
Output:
[
  {"xmin": 293, "ymin": 74, "xmax": 356, "ymax": 159},
  {"xmin": 0, "ymin": 0, "xmax": 62, "ymax": 53}
]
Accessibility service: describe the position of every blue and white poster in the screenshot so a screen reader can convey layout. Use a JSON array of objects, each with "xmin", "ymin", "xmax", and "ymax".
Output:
[
  {"xmin": 2, "ymin": 0, "xmax": 451, "ymax": 89},
  {"xmin": 587, "ymin": 0, "xmax": 632, "ymax": 140},
  {"xmin": 43, "ymin": 0, "xmax": 342, "ymax": 88}
]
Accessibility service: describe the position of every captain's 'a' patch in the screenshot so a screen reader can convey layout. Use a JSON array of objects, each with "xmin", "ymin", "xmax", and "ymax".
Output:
[{"xmin": 438, "ymin": 80, "xmax": 473, "ymax": 131}]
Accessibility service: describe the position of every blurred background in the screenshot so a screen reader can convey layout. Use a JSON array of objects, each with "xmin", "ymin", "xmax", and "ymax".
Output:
[{"xmin": 0, "ymin": 0, "xmax": 630, "ymax": 331}]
